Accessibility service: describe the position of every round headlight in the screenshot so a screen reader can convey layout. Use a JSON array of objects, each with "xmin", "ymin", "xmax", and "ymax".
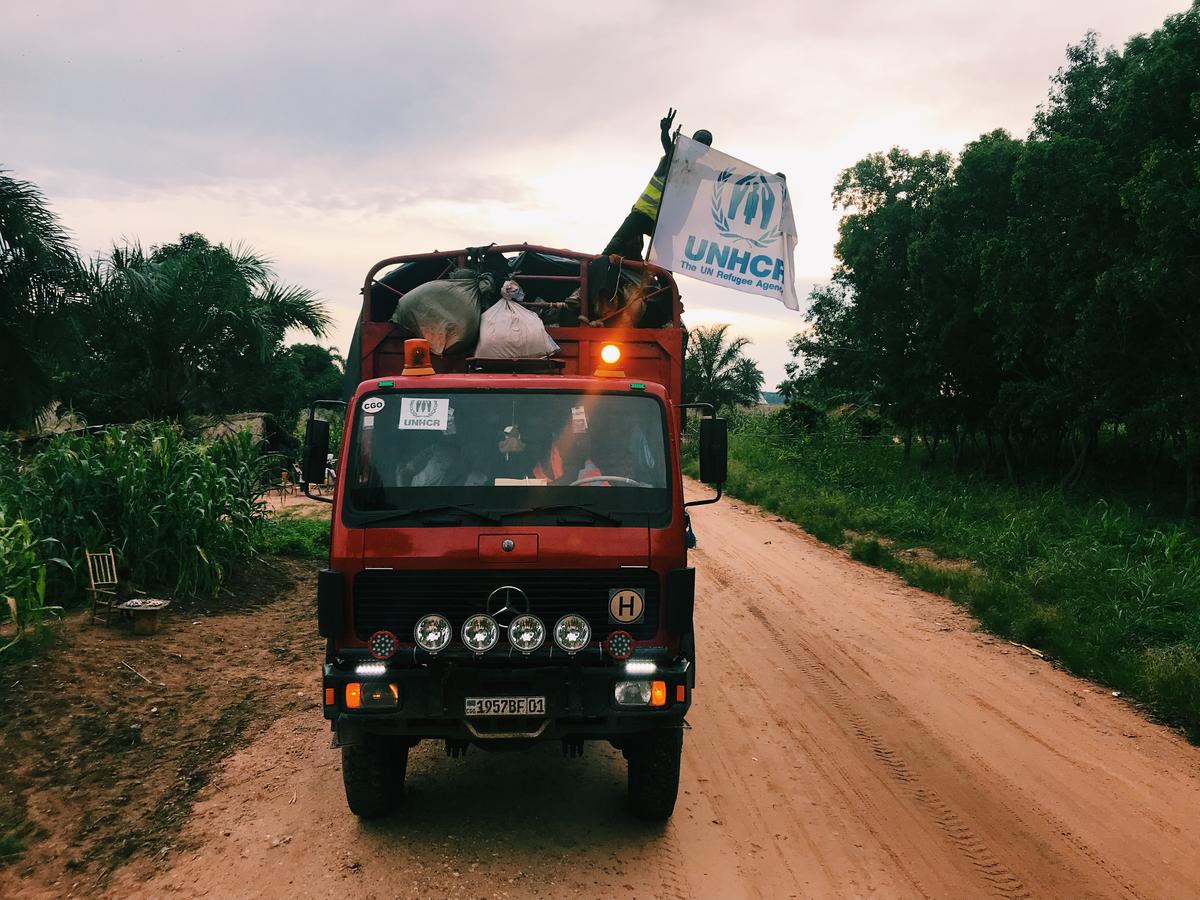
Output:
[
  {"xmin": 508, "ymin": 614, "xmax": 545, "ymax": 653},
  {"xmin": 553, "ymin": 614, "xmax": 591, "ymax": 653},
  {"xmin": 414, "ymin": 614, "xmax": 452, "ymax": 652},
  {"xmin": 461, "ymin": 614, "xmax": 499, "ymax": 653},
  {"xmin": 368, "ymin": 629, "xmax": 398, "ymax": 660}
]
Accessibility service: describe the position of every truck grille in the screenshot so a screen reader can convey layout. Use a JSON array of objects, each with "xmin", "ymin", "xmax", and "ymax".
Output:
[{"xmin": 352, "ymin": 569, "xmax": 660, "ymax": 641}]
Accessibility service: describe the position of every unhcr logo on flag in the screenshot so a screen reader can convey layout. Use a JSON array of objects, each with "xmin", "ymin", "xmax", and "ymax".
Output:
[
  {"xmin": 711, "ymin": 170, "xmax": 785, "ymax": 249},
  {"xmin": 648, "ymin": 135, "xmax": 800, "ymax": 311}
]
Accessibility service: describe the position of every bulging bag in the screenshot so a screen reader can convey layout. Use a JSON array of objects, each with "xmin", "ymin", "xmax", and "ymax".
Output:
[
  {"xmin": 389, "ymin": 274, "xmax": 491, "ymax": 356},
  {"xmin": 475, "ymin": 281, "xmax": 559, "ymax": 359}
]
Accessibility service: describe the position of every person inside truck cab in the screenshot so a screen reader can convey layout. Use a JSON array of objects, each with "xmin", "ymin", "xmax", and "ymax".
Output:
[
  {"xmin": 396, "ymin": 432, "xmax": 461, "ymax": 487},
  {"xmin": 531, "ymin": 415, "xmax": 589, "ymax": 484}
]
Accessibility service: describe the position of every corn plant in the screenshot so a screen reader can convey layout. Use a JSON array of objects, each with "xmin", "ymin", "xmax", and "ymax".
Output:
[{"xmin": 0, "ymin": 515, "xmax": 66, "ymax": 655}]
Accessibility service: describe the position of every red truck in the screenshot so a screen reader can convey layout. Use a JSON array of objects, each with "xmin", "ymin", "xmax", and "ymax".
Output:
[{"xmin": 302, "ymin": 244, "xmax": 726, "ymax": 820}]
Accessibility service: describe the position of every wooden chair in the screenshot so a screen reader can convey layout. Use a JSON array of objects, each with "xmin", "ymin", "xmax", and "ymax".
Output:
[
  {"xmin": 275, "ymin": 469, "xmax": 293, "ymax": 505},
  {"xmin": 86, "ymin": 549, "xmax": 120, "ymax": 625}
]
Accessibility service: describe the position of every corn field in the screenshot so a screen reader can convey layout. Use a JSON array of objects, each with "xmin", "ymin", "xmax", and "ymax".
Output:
[{"xmin": 0, "ymin": 425, "xmax": 272, "ymax": 654}]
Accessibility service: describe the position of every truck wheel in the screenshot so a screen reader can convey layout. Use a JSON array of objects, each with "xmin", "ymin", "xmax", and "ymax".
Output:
[
  {"xmin": 341, "ymin": 735, "xmax": 407, "ymax": 818},
  {"xmin": 627, "ymin": 728, "xmax": 683, "ymax": 820}
]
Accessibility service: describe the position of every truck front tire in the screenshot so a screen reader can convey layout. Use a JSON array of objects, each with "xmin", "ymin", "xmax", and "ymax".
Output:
[
  {"xmin": 627, "ymin": 728, "xmax": 683, "ymax": 820},
  {"xmin": 341, "ymin": 735, "xmax": 407, "ymax": 818}
]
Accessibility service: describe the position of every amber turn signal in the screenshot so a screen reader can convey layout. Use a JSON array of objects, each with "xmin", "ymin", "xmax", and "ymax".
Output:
[{"xmin": 650, "ymin": 680, "xmax": 668, "ymax": 707}]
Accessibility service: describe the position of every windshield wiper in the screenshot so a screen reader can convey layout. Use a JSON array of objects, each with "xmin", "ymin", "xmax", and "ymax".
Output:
[
  {"xmin": 501, "ymin": 504, "xmax": 623, "ymax": 526},
  {"xmin": 358, "ymin": 505, "xmax": 501, "ymax": 526}
]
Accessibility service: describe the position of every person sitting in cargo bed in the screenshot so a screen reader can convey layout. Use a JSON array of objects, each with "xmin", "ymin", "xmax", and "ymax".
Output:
[{"xmin": 603, "ymin": 108, "xmax": 712, "ymax": 260}]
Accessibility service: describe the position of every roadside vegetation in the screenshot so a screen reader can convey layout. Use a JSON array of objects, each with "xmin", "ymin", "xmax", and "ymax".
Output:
[
  {"xmin": 683, "ymin": 324, "xmax": 765, "ymax": 414},
  {"xmin": 0, "ymin": 164, "xmax": 342, "ymax": 662},
  {"xmin": 686, "ymin": 411, "xmax": 1200, "ymax": 738},
  {"xmin": 0, "ymin": 170, "xmax": 342, "ymax": 435}
]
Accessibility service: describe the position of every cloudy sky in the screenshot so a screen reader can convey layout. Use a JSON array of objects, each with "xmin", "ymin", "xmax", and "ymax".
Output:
[{"xmin": 2, "ymin": 0, "xmax": 1186, "ymax": 387}]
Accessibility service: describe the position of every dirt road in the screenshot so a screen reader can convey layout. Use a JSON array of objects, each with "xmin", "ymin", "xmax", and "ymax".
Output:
[{"xmin": 20, "ymin": 481, "xmax": 1200, "ymax": 898}]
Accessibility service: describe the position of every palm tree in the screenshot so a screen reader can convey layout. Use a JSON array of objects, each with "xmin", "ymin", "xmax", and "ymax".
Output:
[
  {"xmin": 684, "ymin": 324, "xmax": 765, "ymax": 414},
  {"xmin": 61, "ymin": 234, "xmax": 330, "ymax": 422},
  {"xmin": 0, "ymin": 169, "xmax": 82, "ymax": 429}
]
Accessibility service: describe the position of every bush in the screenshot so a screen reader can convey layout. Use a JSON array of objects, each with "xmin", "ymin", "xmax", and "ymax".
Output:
[
  {"xmin": 776, "ymin": 399, "xmax": 826, "ymax": 434},
  {"xmin": 849, "ymin": 536, "xmax": 892, "ymax": 568}
]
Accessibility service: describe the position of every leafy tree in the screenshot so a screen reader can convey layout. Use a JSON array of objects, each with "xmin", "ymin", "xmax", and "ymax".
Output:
[
  {"xmin": 782, "ymin": 282, "xmax": 868, "ymax": 406},
  {"xmin": 828, "ymin": 148, "xmax": 952, "ymax": 438},
  {"xmin": 909, "ymin": 130, "xmax": 1022, "ymax": 461},
  {"xmin": 252, "ymin": 343, "xmax": 345, "ymax": 430},
  {"xmin": 60, "ymin": 234, "xmax": 330, "ymax": 423},
  {"xmin": 684, "ymin": 324, "xmax": 764, "ymax": 413},
  {"xmin": 1106, "ymin": 5, "xmax": 1200, "ymax": 511},
  {"xmin": 0, "ymin": 169, "xmax": 82, "ymax": 429},
  {"xmin": 786, "ymin": 1, "xmax": 1200, "ymax": 510}
]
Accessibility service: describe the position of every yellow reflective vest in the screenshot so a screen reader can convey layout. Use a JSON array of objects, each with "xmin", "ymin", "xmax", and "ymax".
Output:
[{"xmin": 633, "ymin": 171, "xmax": 666, "ymax": 220}]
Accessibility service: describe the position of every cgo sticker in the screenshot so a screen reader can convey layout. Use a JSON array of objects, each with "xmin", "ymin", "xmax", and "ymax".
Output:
[{"xmin": 361, "ymin": 397, "xmax": 386, "ymax": 414}]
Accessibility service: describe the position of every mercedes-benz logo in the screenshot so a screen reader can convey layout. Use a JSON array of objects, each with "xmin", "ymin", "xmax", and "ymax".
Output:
[{"xmin": 486, "ymin": 585, "xmax": 530, "ymax": 622}]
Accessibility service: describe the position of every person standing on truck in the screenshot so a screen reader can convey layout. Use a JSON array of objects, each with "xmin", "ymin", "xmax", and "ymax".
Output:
[{"xmin": 603, "ymin": 109, "xmax": 713, "ymax": 260}]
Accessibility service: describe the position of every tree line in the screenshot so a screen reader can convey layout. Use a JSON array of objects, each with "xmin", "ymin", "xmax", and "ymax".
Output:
[
  {"xmin": 786, "ymin": 3, "xmax": 1200, "ymax": 513},
  {"xmin": 0, "ymin": 172, "xmax": 340, "ymax": 434}
]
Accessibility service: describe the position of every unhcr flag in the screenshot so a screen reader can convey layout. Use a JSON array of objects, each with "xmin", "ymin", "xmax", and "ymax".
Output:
[{"xmin": 649, "ymin": 135, "xmax": 799, "ymax": 311}]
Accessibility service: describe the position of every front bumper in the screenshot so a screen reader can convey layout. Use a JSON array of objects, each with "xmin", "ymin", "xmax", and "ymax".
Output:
[{"xmin": 322, "ymin": 657, "xmax": 690, "ymax": 742}]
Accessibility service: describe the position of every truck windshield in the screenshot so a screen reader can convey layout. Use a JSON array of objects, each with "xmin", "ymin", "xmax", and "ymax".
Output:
[{"xmin": 343, "ymin": 390, "xmax": 671, "ymax": 526}]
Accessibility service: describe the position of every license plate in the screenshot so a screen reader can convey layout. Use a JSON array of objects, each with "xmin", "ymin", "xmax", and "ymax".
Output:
[{"xmin": 464, "ymin": 696, "xmax": 546, "ymax": 716}]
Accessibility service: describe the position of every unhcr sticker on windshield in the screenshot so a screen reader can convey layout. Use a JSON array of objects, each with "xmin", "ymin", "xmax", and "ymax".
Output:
[{"xmin": 398, "ymin": 397, "xmax": 449, "ymax": 430}]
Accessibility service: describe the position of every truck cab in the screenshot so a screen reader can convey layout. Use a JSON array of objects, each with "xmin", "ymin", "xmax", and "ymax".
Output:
[{"xmin": 306, "ymin": 245, "xmax": 726, "ymax": 820}]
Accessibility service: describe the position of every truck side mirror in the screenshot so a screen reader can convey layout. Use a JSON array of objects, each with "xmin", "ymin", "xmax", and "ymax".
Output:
[
  {"xmin": 698, "ymin": 418, "xmax": 727, "ymax": 485},
  {"xmin": 303, "ymin": 417, "xmax": 330, "ymax": 485}
]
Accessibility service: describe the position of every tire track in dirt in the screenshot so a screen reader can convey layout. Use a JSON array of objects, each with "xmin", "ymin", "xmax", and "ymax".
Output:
[
  {"xmin": 694, "ymin": 532, "xmax": 1139, "ymax": 898},
  {"xmin": 741, "ymin": 597, "xmax": 1033, "ymax": 899},
  {"xmin": 697, "ymin": 623, "xmax": 936, "ymax": 898}
]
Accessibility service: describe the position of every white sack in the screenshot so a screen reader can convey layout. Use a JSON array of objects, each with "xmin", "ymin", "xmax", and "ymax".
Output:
[{"xmin": 475, "ymin": 289, "xmax": 559, "ymax": 359}]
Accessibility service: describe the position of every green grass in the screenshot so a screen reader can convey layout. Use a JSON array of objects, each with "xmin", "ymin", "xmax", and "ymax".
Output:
[
  {"xmin": 686, "ymin": 413, "xmax": 1200, "ymax": 739},
  {"xmin": 0, "ymin": 794, "xmax": 32, "ymax": 863},
  {"xmin": 258, "ymin": 515, "xmax": 330, "ymax": 560},
  {"xmin": 848, "ymin": 536, "xmax": 894, "ymax": 569}
]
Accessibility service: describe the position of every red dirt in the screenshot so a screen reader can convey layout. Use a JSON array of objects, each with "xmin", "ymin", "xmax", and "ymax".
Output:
[{"xmin": 4, "ymin": 480, "xmax": 1200, "ymax": 898}]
